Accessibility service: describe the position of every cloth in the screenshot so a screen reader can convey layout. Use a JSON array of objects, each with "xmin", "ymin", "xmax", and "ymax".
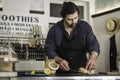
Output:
[
  {"xmin": 44, "ymin": 19, "xmax": 100, "ymax": 59},
  {"xmin": 109, "ymin": 35, "xmax": 117, "ymax": 71}
]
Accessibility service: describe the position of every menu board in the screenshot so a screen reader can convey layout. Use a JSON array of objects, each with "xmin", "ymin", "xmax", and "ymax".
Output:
[
  {"xmin": 0, "ymin": 14, "xmax": 41, "ymax": 43},
  {"xmin": 0, "ymin": 14, "xmax": 40, "ymax": 38}
]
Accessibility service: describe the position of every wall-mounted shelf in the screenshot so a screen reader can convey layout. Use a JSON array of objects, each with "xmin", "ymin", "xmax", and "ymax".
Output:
[{"xmin": 92, "ymin": 7, "xmax": 120, "ymax": 18}]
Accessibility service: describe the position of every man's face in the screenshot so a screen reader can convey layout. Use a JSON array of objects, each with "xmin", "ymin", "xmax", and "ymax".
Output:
[{"xmin": 64, "ymin": 11, "xmax": 79, "ymax": 28}]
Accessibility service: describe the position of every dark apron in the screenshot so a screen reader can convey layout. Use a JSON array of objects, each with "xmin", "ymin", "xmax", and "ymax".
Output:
[{"xmin": 56, "ymin": 32, "xmax": 87, "ymax": 74}]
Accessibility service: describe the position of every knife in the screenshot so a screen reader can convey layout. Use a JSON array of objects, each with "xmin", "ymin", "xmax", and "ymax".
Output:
[{"xmin": 69, "ymin": 69, "xmax": 79, "ymax": 73}]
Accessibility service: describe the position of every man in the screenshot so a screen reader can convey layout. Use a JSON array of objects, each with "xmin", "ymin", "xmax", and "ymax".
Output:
[{"xmin": 45, "ymin": 1, "xmax": 100, "ymax": 74}]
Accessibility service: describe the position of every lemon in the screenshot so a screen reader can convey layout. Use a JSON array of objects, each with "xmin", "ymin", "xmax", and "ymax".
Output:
[
  {"xmin": 50, "ymin": 70, "xmax": 56, "ymax": 75},
  {"xmin": 31, "ymin": 70, "xmax": 35, "ymax": 75},
  {"xmin": 44, "ymin": 68, "xmax": 51, "ymax": 75}
]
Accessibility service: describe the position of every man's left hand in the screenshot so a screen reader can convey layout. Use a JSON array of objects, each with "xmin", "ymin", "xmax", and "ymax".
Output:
[{"xmin": 85, "ymin": 51, "xmax": 98, "ymax": 71}]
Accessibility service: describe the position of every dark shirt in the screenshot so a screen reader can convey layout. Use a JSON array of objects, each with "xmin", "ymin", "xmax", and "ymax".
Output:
[{"xmin": 45, "ymin": 19, "xmax": 100, "ymax": 59}]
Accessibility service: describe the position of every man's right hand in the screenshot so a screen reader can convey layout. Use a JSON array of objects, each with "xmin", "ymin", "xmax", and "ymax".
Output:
[{"xmin": 54, "ymin": 56, "xmax": 70, "ymax": 71}]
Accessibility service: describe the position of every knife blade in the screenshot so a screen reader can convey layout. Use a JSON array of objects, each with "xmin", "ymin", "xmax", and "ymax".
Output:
[{"xmin": 69, "ymin": 69, "xmax": 79, "ymax": 73}]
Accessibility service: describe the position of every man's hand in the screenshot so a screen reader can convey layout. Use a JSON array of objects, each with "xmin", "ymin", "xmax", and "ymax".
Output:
[
  {"xmin": 54, "ymin": 56, "xmax": 70, "ymax": 71},
  {"xmin": 85, "ymin": 51, "xmax": 98, "ymax": 71}
]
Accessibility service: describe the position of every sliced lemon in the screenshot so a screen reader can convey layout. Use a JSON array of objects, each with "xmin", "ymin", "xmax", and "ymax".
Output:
[{"xmin": 44, "ymin": 68, "xmax": 51, "ymax": 75}]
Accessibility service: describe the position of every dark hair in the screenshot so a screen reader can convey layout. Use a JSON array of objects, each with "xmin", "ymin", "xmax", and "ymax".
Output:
[{"xmin": 60, "ymin": 1, "xmax": 79, "ymax": 18}]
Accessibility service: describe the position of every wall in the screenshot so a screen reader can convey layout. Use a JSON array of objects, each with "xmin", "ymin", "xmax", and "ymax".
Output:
[{"xmin": 93, "ymin": 11, "xmax": 120, "ymax": 73}]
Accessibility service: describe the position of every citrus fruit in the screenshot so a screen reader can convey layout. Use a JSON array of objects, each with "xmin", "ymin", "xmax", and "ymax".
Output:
[{"xmin": 44, "ymin": 68, "xmax": 51, "ymax": 75}]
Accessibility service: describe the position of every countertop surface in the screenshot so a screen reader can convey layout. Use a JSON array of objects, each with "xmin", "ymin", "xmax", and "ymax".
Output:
[
  {"xmin": 13, "ymin": 72, "xmax": 120, "ymax": 80},
  {"xmin": 17, "ymin": 75, "xmax": 120, "ymax": 80},
  {"xmin": 17, "ymin": 72, "xmax": 120, "ymax": 77}
]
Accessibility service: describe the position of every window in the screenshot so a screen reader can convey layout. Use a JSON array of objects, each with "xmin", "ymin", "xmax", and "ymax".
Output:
[
  {"xmin": 29, "ymin": 0, "xmax": 44, "ymax": 14},
  {"xmin": 50, "ymin": 3, "xmax": 84, "ymax": 19},
  {"xmin": 50, "ymin": 3, "xmax": 62, "ymax": 18}
]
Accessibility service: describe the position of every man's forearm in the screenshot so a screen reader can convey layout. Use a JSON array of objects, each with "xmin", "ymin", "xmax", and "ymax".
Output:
[
  {"xmin": 54, "ymin": 56, "xmax": 63, "ymax": 64},
  {"xmin": 89, "ymin": 51, "xmax": 99, "ymax": 60}
]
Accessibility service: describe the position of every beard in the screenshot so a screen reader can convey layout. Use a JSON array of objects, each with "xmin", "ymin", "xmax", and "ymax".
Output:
[
  {"xmin": 65, "ymin": 22, "xmax": 77, "ymax": 28},
  {"xmin": 69, "ymin": 23, "xmax": 76, "ymax": 28},
  {"xmin": 64, "ymin": 20, "xmax": 77, "ymax": 28}
]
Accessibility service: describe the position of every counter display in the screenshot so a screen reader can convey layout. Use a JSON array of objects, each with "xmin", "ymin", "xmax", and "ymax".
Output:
[
  {"xmin": 16, "ymin": 72, "xmax": 120, "ymax": 80},
  {"xmin": 17, "ymin": 76, "xmax": 120, "ymax": 80}
]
